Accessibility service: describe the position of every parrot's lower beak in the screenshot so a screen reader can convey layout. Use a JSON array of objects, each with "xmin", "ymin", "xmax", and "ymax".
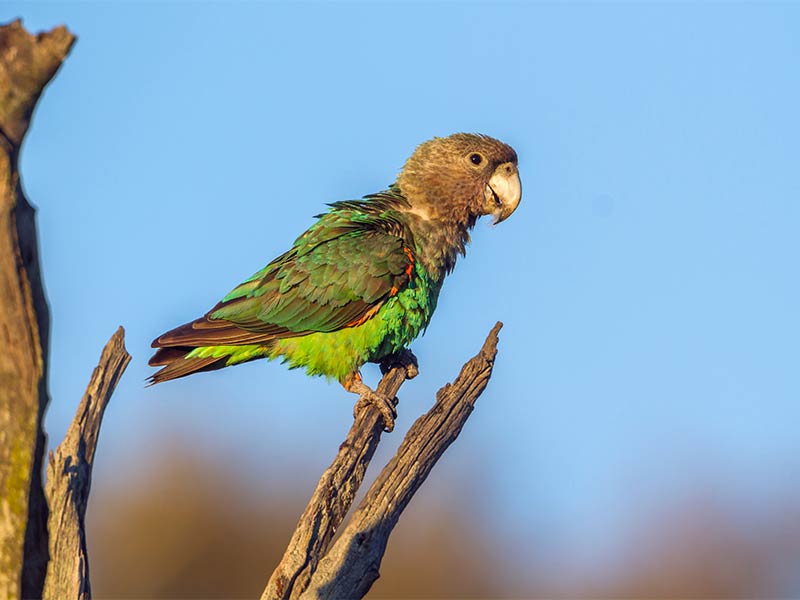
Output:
[{"xmin": 484, "ymin": 162, "xmax": 522, "ymax": 224}]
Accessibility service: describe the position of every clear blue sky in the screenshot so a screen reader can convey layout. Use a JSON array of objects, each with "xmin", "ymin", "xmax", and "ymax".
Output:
[{"xmin": 11, "ymin": 0, "xmax": 800, "ymax": 589}]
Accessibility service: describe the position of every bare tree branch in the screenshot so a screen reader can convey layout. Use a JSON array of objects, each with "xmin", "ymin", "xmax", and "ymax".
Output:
[
  {"xmin": 263, "ymin": 364, "xmax": 410, "ymax": 600},
  {"xmin": 264, "ymin": 323, "xmax": 502, "ymax": 600},
  {"xmin": 42, "ymin": 328, "xmax": 130, "ymax": 600},
  {"xmin": 0, "ymin": 19, "xmax": 75, "ymax": 600},
  {"xmin": 302, "ymin": 322, "xmax": 502, "ymax": 599}
]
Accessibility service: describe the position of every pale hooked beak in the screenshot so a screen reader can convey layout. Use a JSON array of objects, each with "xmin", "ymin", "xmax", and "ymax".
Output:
[{"xmin": 484, "ymin": 162, "xmax": 522, "ymax": 224}]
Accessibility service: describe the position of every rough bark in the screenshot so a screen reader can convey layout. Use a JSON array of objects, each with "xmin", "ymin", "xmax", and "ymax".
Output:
[
  {"xmin": 264, "ymin": 323, "xmax": 503, "ymax": 600},
  {"xmin": 263, "ymin": 364, "xmax": 410, "ymax": 600},
  {"xmin": 42, "ymin": 328, "xmax": 130, "ymax": 600},
  {"xmin": 0, "ymin": 19, "xmax": 75, "ymax": 600}
]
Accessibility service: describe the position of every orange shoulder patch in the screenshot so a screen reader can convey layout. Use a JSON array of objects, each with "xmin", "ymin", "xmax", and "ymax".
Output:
[
  {"xmin": 403, "ymin": 246, "xmax": 415, "ymax": 277},
  {"xmin": 345, "ymin": 303, "xmax": 383, "ymax": 328}
]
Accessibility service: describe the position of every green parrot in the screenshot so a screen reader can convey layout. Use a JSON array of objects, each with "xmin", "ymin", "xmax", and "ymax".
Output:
[{"xmin": 149, "ymin": 133, "xmax": 521, "ymax": 429}]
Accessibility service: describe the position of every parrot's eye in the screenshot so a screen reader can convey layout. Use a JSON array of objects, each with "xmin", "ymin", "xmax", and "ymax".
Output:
[{"xmin": 469, "ymin": 153, "xmax": 484, "ymax": 166}]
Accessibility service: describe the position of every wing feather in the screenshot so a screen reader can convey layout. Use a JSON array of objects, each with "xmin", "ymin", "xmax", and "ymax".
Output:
[{"xmin": 152, "ymin": 211, "xmax": 415, "ymax": 351}]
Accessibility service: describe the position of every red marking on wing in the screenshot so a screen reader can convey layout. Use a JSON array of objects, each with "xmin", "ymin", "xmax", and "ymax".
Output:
[
  {"xmin": 345, "ymin": 247, "xmax": 414, "ymax": 325},
  {"xmin": 403, "ymin": 246, "xmax": 415, "ymax": 277},
  {"xmin": 345, "ymin": 303, "xmax": 382, "ymax": 327}
]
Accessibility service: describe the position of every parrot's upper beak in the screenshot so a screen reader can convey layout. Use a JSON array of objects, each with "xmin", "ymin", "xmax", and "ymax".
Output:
[{"xmin": 484, "ymin": 162, "xmax": 522, "ymax": 224}]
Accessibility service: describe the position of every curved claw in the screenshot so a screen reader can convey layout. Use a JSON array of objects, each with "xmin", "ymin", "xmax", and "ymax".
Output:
[
  {"xmin": 353, "ymin": 392, "xmax": 397, "ymax": 432},
  {"xmin": 379, "ymin": 348, "xmax": 419, "ymax": 380}
]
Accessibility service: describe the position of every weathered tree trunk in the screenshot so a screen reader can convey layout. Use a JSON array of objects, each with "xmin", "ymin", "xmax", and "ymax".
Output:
[
  {"xmin": 0, "ymin": 19, "xmax": 75, "ymax": 600},
  {"xmin": 0, "ymin": 20, "xmax": 130, "ymax": 600}
]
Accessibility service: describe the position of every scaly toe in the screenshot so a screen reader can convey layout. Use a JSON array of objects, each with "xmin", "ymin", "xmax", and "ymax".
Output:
[
  {"xmin": 344, "ymin": 373, "xmax": 399, "ymax": 432},
  {"xmin": 403, "ymin": 361, "xmax": 419, "ymax": 380},
  {"xmin": 354, "ymin": 391, "xmax": 397, "ymax": 432}
]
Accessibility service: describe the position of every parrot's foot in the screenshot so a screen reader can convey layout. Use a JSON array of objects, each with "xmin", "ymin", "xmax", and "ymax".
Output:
[
  {"xmin": 342, "ymin": 372, "xmax": 397, "ymax": 432},
  {"xmin": 379, "ymin": 348, "xmax": 419, "ymax": 380}
]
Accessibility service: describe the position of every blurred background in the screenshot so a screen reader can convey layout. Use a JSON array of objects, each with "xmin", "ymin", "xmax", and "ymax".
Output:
[{"xmin": 6, "ymin": 1, "xmax": 800, "ymax": 597}]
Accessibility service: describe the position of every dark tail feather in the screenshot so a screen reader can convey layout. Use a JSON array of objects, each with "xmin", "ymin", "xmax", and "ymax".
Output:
[
  {"xmin": 147, "ymin": 346, "xmax": 227, "ymax": 385},
  {"xmin": 148, "ymin": 313, "xmax": 284, "ymax": 385}
]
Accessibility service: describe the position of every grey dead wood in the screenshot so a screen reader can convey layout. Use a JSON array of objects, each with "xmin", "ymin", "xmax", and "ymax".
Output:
[
  {"xmin": 42, "ymin": 328, "xmax": 130, "ymax": 600},
  {"xmin": 264, "ymin": 322, "xmax": 502, "ymax": 600},
  {"xmin": 263, "ymin": 362, "xmax": 410, "ymax": 600},
  {"xmin": 0, "ymin": 19, "xmax": 129, "ymax": 600},
  {"xmin": 0, "ymin": 19, "xmax": 75, "ymax": 600}
]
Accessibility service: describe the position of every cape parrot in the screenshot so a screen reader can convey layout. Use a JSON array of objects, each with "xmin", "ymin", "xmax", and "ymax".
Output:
[{"xmin": 149, "ymin": 133, "xmax": 521, "ymax": 430}]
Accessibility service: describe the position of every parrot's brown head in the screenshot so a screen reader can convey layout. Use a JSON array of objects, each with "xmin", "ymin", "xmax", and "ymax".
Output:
[{"xmin": 397, "ymin": 133, "xmax": 521, "ymax": 225}]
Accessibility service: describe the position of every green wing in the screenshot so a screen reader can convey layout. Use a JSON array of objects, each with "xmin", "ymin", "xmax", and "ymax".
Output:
[{"xmin": 152, "ymin": 210, "xmax": 414, "ymax": 349}]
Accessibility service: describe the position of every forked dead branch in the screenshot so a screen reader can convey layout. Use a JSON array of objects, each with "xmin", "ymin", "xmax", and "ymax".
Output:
[{"xmin": 264, "ymin": 324, "xmax": 502, "ymax": 599}]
